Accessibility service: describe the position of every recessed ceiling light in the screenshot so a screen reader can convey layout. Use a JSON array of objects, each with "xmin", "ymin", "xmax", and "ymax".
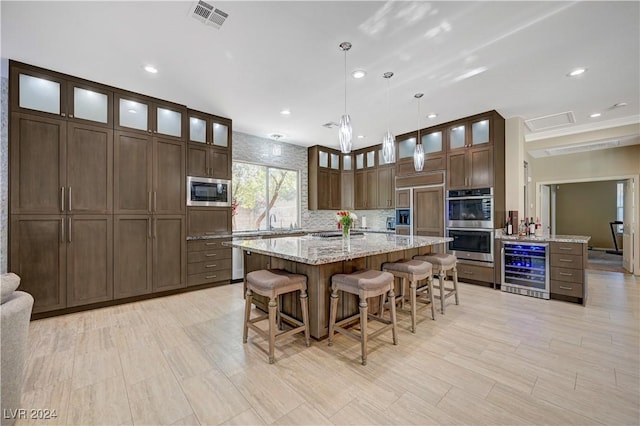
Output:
[
  {"xmin": 280, "ymin": 109, "xmax": 291, "ymax": 115},
  {"xmin": 144, "ymin": 65, "xmax": 158, "ymax": 74},
  {"xmin": 427, "ymin": 113, "xmax": 438, "ymax": 119},
  {"xmin": 357, "ymin": 135, "xmax": 365, "ymax": 139},
  {"xmin": 567, "ymin": 67, "xmax": 587, "ymax": 77},
  {"xmin": 351, "ymin": 70, "xmax": 367, "ymax": 79},
  {"xmin": 589, "ymin": 113, "xmax": 602, "ymax": 118},
  {"xmin": 268, "ymin": 133, "xmax": 286, "ymax": 140}
]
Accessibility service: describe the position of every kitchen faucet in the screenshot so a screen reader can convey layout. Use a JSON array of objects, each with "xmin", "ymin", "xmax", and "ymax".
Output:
[{"xmin": 269, "ymin": 213, "xmax": 277, "ymax": 230}]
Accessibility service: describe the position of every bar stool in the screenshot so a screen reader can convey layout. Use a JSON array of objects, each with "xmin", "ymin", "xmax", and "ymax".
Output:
[
  {"xmin": 329, "ymin": 270, "xmax": 398, "ymax": 365},
  {"xmin": 244, "ymin": 269, "xmax": 310, "ymax": 364},
  {"xmin": 413, "ymin": 253, "xmax": 459, "ymax": 314},
  {"xmin": 382, "ymin": 259, "xmax": 435, "ymax": 333}
]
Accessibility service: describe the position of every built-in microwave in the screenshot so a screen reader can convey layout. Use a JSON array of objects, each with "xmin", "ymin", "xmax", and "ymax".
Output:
[{"xmin": 187, "ymin": 176, "xmax": 231, "ymax": 207}]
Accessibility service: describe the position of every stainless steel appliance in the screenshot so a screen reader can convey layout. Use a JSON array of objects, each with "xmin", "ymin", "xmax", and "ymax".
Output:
[
  {"xmin": 395, "ymin": 208, "xmax": 411, "ymax": 234},
  {"xmin": 446, "ymin": 228, "xmax": 494, "ymax": 263},
  {"xmin": 386, "ymin": 216, "xmax": 395, "ymax": 230},
  {"xmin": 501, "ymin": 241, "xmax": 549, "ymax": 299},
  {"xmin": 446, "ymin": 187, "xmax": 493, "ymax": 229},
  {"xmin": 187, "ymin": 176, "xmax": 231, "ymax": 207}
]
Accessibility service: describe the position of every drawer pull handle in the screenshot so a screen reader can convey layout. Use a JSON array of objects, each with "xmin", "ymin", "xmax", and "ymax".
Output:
[
  {"xmin": 205, "ymin": 254, "xmax": 217, "ymax": 257},
  {"xmin": 205, "ymin": 242, "xmax": 217, "ymax": 246},
  {"xmin": 206, "ymin": 275, "xmax": 217, "ymax": 279},
  {"xmin": 559, "ymin": 247, "xmax": 572, "ymax": 250},
  {"xmin": 205, "ymin": 264, "xmax": 217, "ymax": 268},
  {"xmin": 559, "ymin": 285, "xmax": 573, "ymax": 290},
  {"xmin": 559, "ymin": 259, "xmax": 573, "ymax": 262},
  {"xmin": 205, "ymin": 232, "xmax": 215, "ymax": 235},
  {"xmin": 559, "ymin": 272, "xmax": 573, "ymax": 276}
]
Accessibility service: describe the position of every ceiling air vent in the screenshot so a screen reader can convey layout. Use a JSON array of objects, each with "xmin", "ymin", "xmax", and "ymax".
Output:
[
  {"xmin": 524, "ymin": 111, "xmax": 575, "ymax": 132},
  {"xmin": 190, "ymin": 0, "xmax": 229, "ymax": 29}
]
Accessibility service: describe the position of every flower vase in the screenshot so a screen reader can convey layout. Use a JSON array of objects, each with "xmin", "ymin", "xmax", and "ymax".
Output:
[{"xmin": 342, "ymin": 225, "xmax": 351, "ymax": 240}]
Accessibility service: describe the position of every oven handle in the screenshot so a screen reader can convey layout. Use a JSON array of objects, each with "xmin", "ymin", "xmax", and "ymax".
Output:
[
  {"xmin": 446, "ymin": 227, "xmax": 495, "ymax": 233},
  {"xmin": 446, "ymin": 196, "xmax": 493, "ymax": 201}
]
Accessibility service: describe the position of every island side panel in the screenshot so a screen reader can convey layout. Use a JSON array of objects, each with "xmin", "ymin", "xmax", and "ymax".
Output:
[{"xmin": 243, "ymin": 251, "xmax": 271, "ymax": 311}]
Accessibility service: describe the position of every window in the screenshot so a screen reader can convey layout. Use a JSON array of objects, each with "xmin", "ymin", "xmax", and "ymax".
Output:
[
  {"xmin": 232, "ymin": 162, "xmax": 300, "ymax": 231},
  {"xmin": 617, "ymin": 182, "xmax": 624, "ymax": 233}
]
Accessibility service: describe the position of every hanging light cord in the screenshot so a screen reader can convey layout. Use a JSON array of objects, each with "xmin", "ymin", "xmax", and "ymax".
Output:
[
  {"xmin": 417, "ymin": 94, "xmax": 422, "ymax": 142},
  {"xmin": 387, "ymin": 77, "xmax": 391, "ymax": 132},
  {"xmin": 343, "ymin": 49, "xmax": 347, "ymax": 114}
]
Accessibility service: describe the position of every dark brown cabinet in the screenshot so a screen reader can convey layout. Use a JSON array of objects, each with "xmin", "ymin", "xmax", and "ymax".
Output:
[
  {"xmin": 153, "ymin": 215, "xmax": 187, "ymax": 292},
  {"xmin": 115, "ymin": 92, "xmax": 187, "ymax": 140},
  {"xmin": 414, "ymin": 186, "xmax": 444, "ymax": 237},
  {"xmin": 114, "ymin": 215, "xmax": 152, "ymax": 298},
  {"xmin": 549, "ymin": 242, "xmax": 587, "ymax": 304},
  {"xmin": 187, "ymin": 239, "xmax": 232, "ymax": 287},
  {"xmin": 308, "ymin": 146, "xmax": 341, "ymax": 210},
  {"xmin": 187, "ymin": 110, "xmax": 231, "ymax": 179},
  {"xmin": 154, "ymin": 137, "xmax": 186, "ymax": 214},
  {"xmin": 396, "ymin": 127, "xmax": 446, "ymax": 177},
  {"xmin": 447, "ymin": 146, "xmax": 493, "ymax": 189},
  {"xmin": 187, "ymin": 207, "xmax": 231, "ymax": 237},
  {"xmin": 377, "ymin": 166, "xmax": 395, "ymax": 208},
  {"xmin": 341, "ymin": 171, "xmax": 355, "ymax": 210},
  {"xmin": 396, "ymin": 189, "xmax": 410, "ymax": 208}
]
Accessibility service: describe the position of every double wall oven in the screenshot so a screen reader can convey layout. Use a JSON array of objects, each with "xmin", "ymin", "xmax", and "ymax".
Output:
[{"xmin": 446, "ymin": 187, "xmax": 494, "ymax": 264}]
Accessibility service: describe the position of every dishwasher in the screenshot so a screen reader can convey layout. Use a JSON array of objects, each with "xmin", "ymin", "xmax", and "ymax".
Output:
[{"xmin": 232, "ymin": 242, "xmax": 244, "ymax": 281}]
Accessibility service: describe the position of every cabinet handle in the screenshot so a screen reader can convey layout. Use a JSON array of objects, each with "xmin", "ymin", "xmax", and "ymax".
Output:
[
  {"xmin": 148, "ymin": 192, "xmax": 152, "ymax": 212},
  {"xmin": 205, "ymin": 242, "xmax": 217, "ymax": 246},
  {"xmin": 61, "ymin": 112, "xmax": 66, "ymax": 117},
  {"xmin": 153, "ymin": 218, "xmax": 157, "ymax": 239},
  {"xmin": 61, "ymin": 219, "xmax": 65, "ymax": 242},
  {"xmin": 153, "ymin": 191, "xmax": 157, "ymax": 212},
  {"xmin": 205, "ymin": 264, "xmax": 217, "ymax": 268},
  {"xmin": 148, "ymin": 219, "xmax": 152, "ymax": 238},
  {"xmin": 559, "ymin": 285, "xmax": 573, "ymax": 290},
  {"xmin": 68, "ymin": 187, "xmax": 72, "ymax": 212},
  {"xmin": 69, "ymin": 114, "xmax": 74, "ymax": 118},
  {"xmin": 559, "ymin": 259, "xmax": 573, "ymax": 263},
  {"xmin": 61, "ymin": 187, "xmax": 65, "ymax": 212},
  {"xmin": 205, "ymin": 232, "xmax": 215, "ymax": 235},
  {"xmin": 68, "ymin": 217, "xmax": 72, "ymax": 243},
  {"xmin": 205, "ymin": 275, "xmax": 217, "ymax": 279},
  {"xmin": 205, "ymin": 253, "xmax": 217, "ymax": 257},
  {"xmin": 559, "ymin": 247, "xmax": 572, "ymax": 251},
  {"xmin": 559, "ymin": 272, "xmax": 573, "ymax": 276}
]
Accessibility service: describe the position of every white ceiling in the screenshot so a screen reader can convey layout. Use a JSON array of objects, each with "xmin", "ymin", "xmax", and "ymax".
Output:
[{"xmin": 2, "ymin": 1, "xmax": 639, "ymax": 151}]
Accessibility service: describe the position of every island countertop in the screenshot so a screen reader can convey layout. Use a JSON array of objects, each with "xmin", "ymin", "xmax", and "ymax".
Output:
[
  {"xmin": 495, "ymin": 232, "xmax": 591, "ymax": 244},
  {"xmin": 225, "ymin": 234, "xmax": 452, "ymax": 265}
]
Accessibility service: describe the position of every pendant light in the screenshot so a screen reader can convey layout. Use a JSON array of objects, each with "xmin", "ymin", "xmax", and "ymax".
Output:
[
  {"xmin": 338, "ymin": 42, "xmax": 353, "ymax": 154},
  {"xmin": 382, "ymin": 72, "xmax": 396, "ymax": 164},
  {"xmin": 413, "ymin": 93, "xmax": 425, "ymax": 171}
]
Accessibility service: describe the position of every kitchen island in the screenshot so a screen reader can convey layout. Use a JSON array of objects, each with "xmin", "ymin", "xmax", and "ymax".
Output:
[{"xmin": 227, "ymin": 233, "xmax": 451, "ymax": 339}]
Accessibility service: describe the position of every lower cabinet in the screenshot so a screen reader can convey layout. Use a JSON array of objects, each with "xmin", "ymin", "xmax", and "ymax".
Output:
[
  {"xmin": 10, "ymin": 214, "xmax": 113, "ymax": 313},
  {"xmin": 187, "ymin": 238, "xmax": 232, "ymax": 286},
  {"xmin": 153, "ymin": 215, "xmax": 187, "ymax": 292},
  {"xmin": 187, "ymin": 207, "xmax": 231, "ymax": 236},
  {"xmin": 549, "ymin": 242, "xmax": 587, "ymax": 304},
  {"xmin": 455, "ymin": 262, "xmax": 494, "ymax": 284}
]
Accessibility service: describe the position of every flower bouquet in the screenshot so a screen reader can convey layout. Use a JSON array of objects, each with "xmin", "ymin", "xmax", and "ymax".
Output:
[{"xmin": 336, "ymin": 210, "xmax": 357, "ymax": 239}]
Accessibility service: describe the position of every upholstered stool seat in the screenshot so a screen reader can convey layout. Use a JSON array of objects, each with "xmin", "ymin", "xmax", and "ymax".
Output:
[
  {"xmin": 413, "ymin": 253, "xmax": 459, "ymax": 314},
  {"xmin": 329, "ymin": 270, "xmax": 398, "ymax": 365},
  {"xmin": 244, "ymin": 269, "xmax": 310, "ymax": 364},
  {"xmin": 382, "ymin": 259, "xmax": 435, "ymax": 332}
]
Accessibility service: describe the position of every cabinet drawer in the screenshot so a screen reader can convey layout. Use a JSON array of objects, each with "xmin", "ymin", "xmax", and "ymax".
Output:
[
  {"xmin": 187, "ymin": 269, "xmax": 231, "ymax": 286},
  {"xmin": 550, "ymin": 242, "xmax": 583, "ymax": 256},
  {"xmin": 188, "ymin": 258, "xmax": 232, "ymax": 275},
  {"xmin": 550, "ymin": 267, "xmax": 583, "ymax": 284},
  {"xmin": 188, "ymin": 238, "xmax": 231, "ymax": 252},
  {"xmin": 456, "ymin": 262, "xmax": 494, "ymax": 283},
  {"xmin": 550, "ymin": 254, "xmax": 582, "ymax": 269},
  {"xmin": 188, "ymin": 248, "xmax": 231, "ymax": 263},
  {"xmin": 550, "ymin": 280, "xmax": 583, "ymax": 298}
]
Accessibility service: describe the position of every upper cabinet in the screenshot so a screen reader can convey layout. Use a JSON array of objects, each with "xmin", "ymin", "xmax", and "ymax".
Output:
[
  {"xmin": 396, "ymin": 127, "xmax": 445, "ymax": 176},
  {"xmin": 11, "ymin": 62, "xmax": 114, "ymax": 128},
  {"xmin": 308, "ymin": 146, "xmax": 341, "ymax": 210},
  {"xmin": 115, "ymin": 92, "xmax": 187, "ymax": 140},
  {"xmin": 446, "ymin": 111, "xmax": 504, "ymax": 190},
  {"xmin": 186, "ymin": 110, "xmax": 232, "ymax": 179}
]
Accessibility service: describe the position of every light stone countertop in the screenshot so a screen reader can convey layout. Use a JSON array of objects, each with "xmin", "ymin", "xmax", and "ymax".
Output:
[
  {"xmin": 225, "ymin": 233, "xmax": 452, "ymax": 265},
  {"xmin": 187, "ymin": 228, "xmax": 395, "ymax": 241},
  {"xmin": 495, "ymin": 233, "xmax": 591, "ymax": 244}
]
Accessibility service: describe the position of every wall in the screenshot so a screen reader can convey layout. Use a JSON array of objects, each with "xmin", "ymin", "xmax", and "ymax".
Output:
[
  {"xmin": 1, "ymin": 76, "xmax": 7, "ymax": 274},
  {"xmin": 231, "ymin": 131, "xmax": 393, "ymax": 230},
  {"xmin": 555, "ymin": 181, "xmax": 617, "ymax": 248}
]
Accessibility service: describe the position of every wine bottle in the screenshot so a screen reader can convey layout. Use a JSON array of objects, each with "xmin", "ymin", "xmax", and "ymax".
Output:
[
  {"xmin": 523, "ymin": 217, "xmax": 529, "ymax": 236},
  {"xmin": 529, "ymin": 217, "xmax": 536, "ymax": 236},
  {"xmin": 507, "ymin": 216, "xmax": 513, "ymax": 235}
]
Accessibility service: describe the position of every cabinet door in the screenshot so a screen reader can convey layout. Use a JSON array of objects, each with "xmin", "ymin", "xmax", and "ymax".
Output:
[
  {"xmin": 470, "ymin": 118, "xmax": 491, "ymax": 147},
  {"xmin": 317, "ymin": 170, "xmax": 330, "ymax": 209},
  {"xmin": 447, "ymin": 152, "xmax": 467, "ymax": 189},
  {"xmin": 115, "ymin": 94, "xmax": 151, "ymax": 134},
  {"xmin": 341, "ymin": 172, "xmax": 354, "ymax": 210},
  {"xmin": 10, "ymin": 113, "xmax": 66, "ymax": 214},
  {"xmin": 396, "ymin": 189, "xmax": 410, "ymax": 208},
  {"xmin": 355, "ymin": 171, "xmax": 366, "ymax": 210},
  {"xmin": 187, "ymin": 143, "xmax": 209, "ymax": 177},
  {"xmin": 67, "ymin": 215, "xmax": 113, "ymax": 307},
  {"xmin": 114, "ymin": 131, "xmax": 153, "ymax": 214},
  {"xmin": 114, "ymin": 215, "xmax": 152, "ymax": 298},
  {"xmin": 10, "ymin": 215, "xmax": 66, "ymax": 313},
  {"xmin": 377, "ymin": 167, "xmax": 394, "ymax": 208},
  {"xmin": 366, "ymin": 169, "xmax": 378, "ymax": 208},
  {"xmin": 414, "ymin": 187, "xmax": 444, "ymax": 237},
  {"xmin": 448, "ymin": 124, "xmax": 467, "ymax": 152},
  {"xmin": 10, "ymin": 66, "xmax": 66, "ymax": 118},
  {"xmin": 155, "ymin": 103, "xmax": 185, "ymax": 140},
  {"xmin": 187, "ymin": 207, "xmax": 231, "ymax": 236},
  {"xmin": 210, "ymin": 148, "xmax": 230, "ymax": 179},
  {"xmin": 154, "ymin": 137, "xmax": 185, "ymax": 214},
  {"xmin": 68, "ymin": 82, "xmax": 113, "ymax": 127},
  {"xmin": 329, "ymin": 171, "xmax": 341, "ymax": 210},
  {"xmin": 67, "ymin": 122, "xmax": 113, "ymax": 214},
  {"xmin": 212, "ymin": 120, "xmax": 230, "ymax": 148},
  {"xmin": 153, "ymin": 216, "xmax": 187, "ymax": 292},
  {"xmin": 188, "ymin": 115, "xmax": 208, "ymax": 144},
  {"xmin": 469, "ymin": 146, "xmax": 493, "ymax": 188}
]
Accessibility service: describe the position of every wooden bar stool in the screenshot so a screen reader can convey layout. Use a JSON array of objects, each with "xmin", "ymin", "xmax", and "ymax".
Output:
[
  {"xmin": 382, "ymin": 259, "xmax": 435, "ymax": 333},
  {"xmin": 329, "ymin": 270, "xmax": 398, "ymax": 365},
  {"xmin": 413, "ymin": 253, "xmax": 459, "ymax": 314},
  {"xmin": 243, "ymin": 269, "xmax": 310, "ymax": 364}
]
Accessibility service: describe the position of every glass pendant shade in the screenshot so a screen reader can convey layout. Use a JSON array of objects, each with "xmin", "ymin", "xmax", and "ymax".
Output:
[
  {"xmin": 339, "ymin": 114, "xmax": 352, "ymax": 153},
  {"xmin": 382, "ymin": 130, "xmax": 395, "ymax": 163},
  {"xmin": 413, "ymin": 142, "xmax": 425, "ymax": 171}
]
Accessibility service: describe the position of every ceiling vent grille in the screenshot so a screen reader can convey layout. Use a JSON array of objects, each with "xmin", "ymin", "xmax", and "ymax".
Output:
[
  {"xmin": 190, "ymin": 1, "xmax": 228, "ymax": 29},
  {"xmin": 524, "ymin": 111, "xmax": 575, "ymax": 132}
]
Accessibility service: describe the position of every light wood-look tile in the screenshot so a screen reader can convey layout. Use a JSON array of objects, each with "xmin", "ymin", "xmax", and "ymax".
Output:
[{"xmin": 19, "ymin": 270, "xmax": 639, "ymax": 425}]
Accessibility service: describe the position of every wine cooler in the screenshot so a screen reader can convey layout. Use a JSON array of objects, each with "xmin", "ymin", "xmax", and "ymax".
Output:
[{"xmin": 501, "ymin": 242, "xmax": 549, "ymax": 299}]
